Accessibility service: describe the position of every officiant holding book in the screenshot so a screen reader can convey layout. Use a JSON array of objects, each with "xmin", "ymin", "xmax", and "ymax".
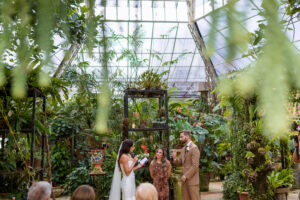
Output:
[
  {"xmin": 149, "ymin": 148, "xmax": 171, "ymax": 200},
  {"xmin": 172, "ymin": 130, "xmax": 200, "ymax": 200}
]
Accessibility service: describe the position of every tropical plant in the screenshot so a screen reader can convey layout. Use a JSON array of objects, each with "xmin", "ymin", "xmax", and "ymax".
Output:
[
  {"xmin": 194, "ymin": 114, "xmax": 226, "ymax": 172},
  {"xmin": 50, "ymin": 140, "xmax": 71, "ymax": 185},
  {"xmin": 63, "ymin": 166, "xmax": 91, "ymax": 194},
  {"xmin": 267, "ymin": 169, "xmax": 294, "ymax": 191},
  {"xmin": 223, "ymin": 171, "xmax": 246, "ymax": 200},
  {"xmin": 136, "ymin": 69, "xmax": 168, "ymax": 90},
  {"xmin": 215, "ymin": 0, "xmax": 300, "ymax": 139}
]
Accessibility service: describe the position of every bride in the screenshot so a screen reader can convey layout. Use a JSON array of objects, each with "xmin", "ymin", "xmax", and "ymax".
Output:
[{"xmin": 109, "ymin": 139, "xmax": 143, "ymax": 200}]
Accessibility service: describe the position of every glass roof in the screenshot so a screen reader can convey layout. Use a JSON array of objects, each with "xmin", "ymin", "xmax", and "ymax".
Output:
[{"xmin": 51, "ymin": 0, "xmax": 300, "ymax": 97}]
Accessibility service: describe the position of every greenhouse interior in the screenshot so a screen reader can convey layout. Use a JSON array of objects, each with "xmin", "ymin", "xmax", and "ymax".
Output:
[{"xmin": 1, "ymin": 0, "xmax": 300, "ymax": 199}]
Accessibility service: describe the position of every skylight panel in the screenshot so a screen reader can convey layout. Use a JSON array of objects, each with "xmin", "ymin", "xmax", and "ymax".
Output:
[
  {"xmin": 196, "ymin": 19, "xmax": 211, "ymax": 37},
  {"xmin": 153, "ymin": 1, "xmax": 165, "ymax": 21},
  {"xmin": 188, "ymin": 66, "xmax": 206, "ymax": 81},
  {"xmin": 165, "ymin": 1, "xmax": 177, "ymax": 21},
  {"xmin": 118, "ymin": 1, "xmax": 129, "ymax": 20},
  {"xmin": 141, "ymin": 1, "xmax": 153, "ymax": 20},
  {"xmin": 106, "ymin": 6, "xmax": 117, "ymax": 20},
  {"xmin": 153, "ymin": 23, "xmax": 177, "ymax": 38},
  {"xmin": 177, "ymin": 2, "xmax": 188, "ymax": 21},
  {"xmin": 152, "ymin": 39, "xmax": 175, "ymax": 54},
  {"xmin": 130, "ymin": 1, "xmax": 141, "ymax": 20},
  {"xmin": 177, "ymin": 23, "xmax": 192, "ymax": 38},
  {"xmin": 192, "ymin": 53, "xmax": 205, "ymax": 67},
  {"xmin": 173, "ymin": 39, "xmax": 195, "ymax": 53}
]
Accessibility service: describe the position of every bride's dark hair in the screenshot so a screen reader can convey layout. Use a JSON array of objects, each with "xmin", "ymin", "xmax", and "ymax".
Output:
[{"xmin": 118, "ymin": 139, "xmax": 134, "ymax": 171}]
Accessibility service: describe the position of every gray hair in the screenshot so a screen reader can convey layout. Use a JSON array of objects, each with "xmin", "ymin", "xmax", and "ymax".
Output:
[
  {"xmin": 27, "ymin": 181, "xmax": 52, "ymax": 200},
  {"xmin": 136, "ymin": 183, "xmax": 158, "ymax": 200}
]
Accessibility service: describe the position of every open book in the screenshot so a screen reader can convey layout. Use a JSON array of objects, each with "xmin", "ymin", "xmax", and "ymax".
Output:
[{"xmin": 139, "ymin": 157, "xmax": 148, "ymax": 165}]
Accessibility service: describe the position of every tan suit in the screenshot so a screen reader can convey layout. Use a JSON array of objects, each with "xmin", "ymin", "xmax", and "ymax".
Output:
[{"xmin": 174, "ymin": 142, "xmax": 200, "ymax": 200}]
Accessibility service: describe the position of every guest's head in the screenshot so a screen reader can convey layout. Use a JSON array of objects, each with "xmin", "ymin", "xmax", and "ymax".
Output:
[
  {"xmin": 71, "ymin": 185, "xmax": 95, "ymax": 200},
  {"xmin": 180, "ymin": 130, "xmax": 191, "ymax": 143},
  {"xmin": 136, "ymin": 183, "xmax": 158, "ymax": 200},
  {"xmin": 27, "ymin": 181, "xmax": 52, "ymax": 200},
  {"xmin": 118, "ymin": 139, "xmax": 134, "ymax": 170},
  {"xmin": 153, "ymin": 148, "xmax": 168, "ymax": 175},
  {"xmin": 155, "ymin": 148, "xmax": 166, "ymax": 160}
]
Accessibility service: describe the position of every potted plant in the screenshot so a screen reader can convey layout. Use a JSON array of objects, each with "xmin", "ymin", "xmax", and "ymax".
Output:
[
  {"xmin": 136, "ymin": 69, "xmax": 168, "ymax": 90},
  {"xmin": 267, "ymin": 169, "xmax": 293, "ymax": 200},
  {"xmin": 87, "ymin": 130, "xmax": 103, "ymax": 149},
  {"xmin": 237, "ymin": 187, "xmax": 249, "ymax": 200}
]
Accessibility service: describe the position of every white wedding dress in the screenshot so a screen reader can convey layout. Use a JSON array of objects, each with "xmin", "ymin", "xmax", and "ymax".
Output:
[
  {"xmin": 109, "ymin": 154, "xmax": 136, "ymax": 200},
  {"xmin": 120, "ymin": 160, "xmax": 136, "ymax": 200}
]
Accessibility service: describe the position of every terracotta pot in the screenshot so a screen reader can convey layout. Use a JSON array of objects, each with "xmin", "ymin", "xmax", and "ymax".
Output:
[{"xmin": 237, "ymin": 191, "xmax": 248, "ymax": 200}]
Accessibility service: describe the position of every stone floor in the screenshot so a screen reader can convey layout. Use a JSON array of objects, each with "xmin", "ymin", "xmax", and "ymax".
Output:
[
  {"xmin": 54, "ymin": 181, "xmax": 300, "ymax": 200},
  {"xmin": 201, "ymin": 181, "xmax": 300, "ymax": 200},
  {"xmin": 201, "ymin": 181, "xmax": 223, "ymax": 200}
]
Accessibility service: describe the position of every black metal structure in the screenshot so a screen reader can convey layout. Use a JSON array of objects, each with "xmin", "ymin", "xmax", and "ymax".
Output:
[
  {"xmin": 0, "ymin": 87, "xmax": 46, "ymax": 181},
  {"xmin": 123, "ymin": 89, "xmax": 169, "ymax": 157}
]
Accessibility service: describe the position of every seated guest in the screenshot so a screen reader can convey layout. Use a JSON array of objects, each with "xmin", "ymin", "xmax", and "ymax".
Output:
[
  {"xmin": 136, "ymin": 183, "xmax": 158, "ymax": 200},
  {"xmin": 71, "ymin": 185, "xmax": 96, "ymax": 200},
  {"xmin": 27, "ymin": 181, "xmax": 52, "ymax": 200}
]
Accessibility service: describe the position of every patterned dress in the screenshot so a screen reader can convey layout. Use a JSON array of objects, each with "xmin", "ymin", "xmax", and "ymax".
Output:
[{"xmin": 153, "ymin": 162, "xmax": 169, "ymax": 200}]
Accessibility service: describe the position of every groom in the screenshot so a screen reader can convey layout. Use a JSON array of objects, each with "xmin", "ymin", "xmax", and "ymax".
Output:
[{"xmin": 172, "ymin": 130, "xmax": 200, "ymax": 200}]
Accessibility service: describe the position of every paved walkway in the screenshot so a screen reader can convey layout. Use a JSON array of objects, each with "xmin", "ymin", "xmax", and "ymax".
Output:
[
  {"xmin": 201, "ymin": 181, "xmax": 300, "ymax": 200},
  {"xmin": 201, "ymin": 181, "xmax": 223, "ymax": 200}
]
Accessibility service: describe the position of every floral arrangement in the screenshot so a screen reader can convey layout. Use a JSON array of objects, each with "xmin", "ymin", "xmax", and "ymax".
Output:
[{"xmin": 138, "ymin": 144, "xmax": 149, "ymax": 159}]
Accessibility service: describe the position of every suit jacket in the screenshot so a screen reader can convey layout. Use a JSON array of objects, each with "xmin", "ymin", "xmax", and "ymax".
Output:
[{"xmin": 174, "ymin": 142, "xmax": 200, "ymax": 185}]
